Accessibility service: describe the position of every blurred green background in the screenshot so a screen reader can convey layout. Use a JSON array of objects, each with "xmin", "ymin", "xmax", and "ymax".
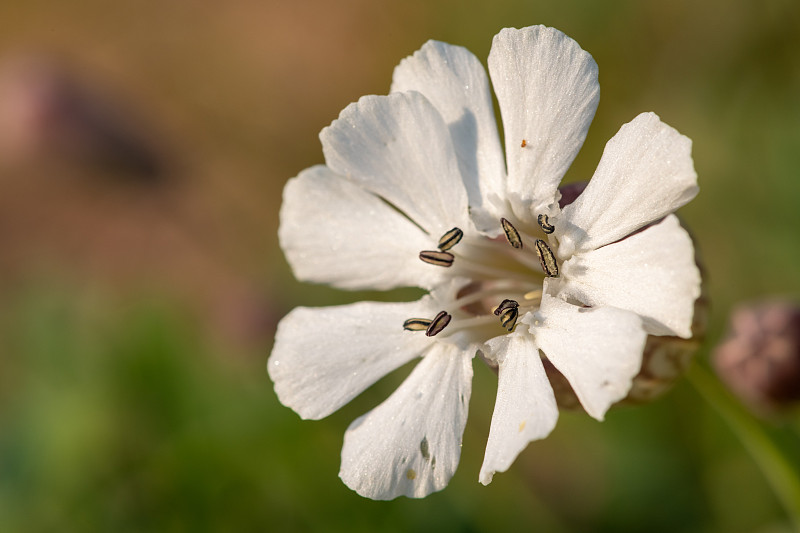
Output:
[{"xmin": 0, "ymin": 0, "xmax": 798, "ymax": 531}]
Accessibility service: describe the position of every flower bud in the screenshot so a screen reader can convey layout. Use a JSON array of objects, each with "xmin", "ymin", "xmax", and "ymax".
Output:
[{"xmin": 713, "ymin": 301, "xmax": 800, "ymax": 412}]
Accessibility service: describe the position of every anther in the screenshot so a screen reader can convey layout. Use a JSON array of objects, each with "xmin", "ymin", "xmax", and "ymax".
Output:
[
  {"xmin": 499, "ymin": 307, "xmax": 519, "ymax": 331},
  {"xmin": 403, "ymin": 318, "xmax": 432, "ymax": 331},
  {"xmin": 523, "ymin": 289, "xmax": 542, "ymax": 301},
  {"xmin": 520, "ymin": 139, "xmax": 527, "ymax": 148},
  {"xmin": 437, "ymin": 227, "xmax": 463, "ymax": 251},
  {"xmin": 419, "ymin": 250, "xmax": 454, "ymax": 267},
  {"xmin": 426, "ymin": 311, "xmax": 452, "ymax": 337},
  {"xmin": 493, "ymin": 299, "xmax": 519, "ymax": 316},
  {"xmin": 492, "ymin": 299, "xmax": 519, "ymax": 331},
  {"xmin": 501, "ymin": 218, "xmax": 523, "ymax": 249},
  {"xmin": 537, "ymin": 214, "xmax": 555, "ymax": 234},
  {"xmin": 534, "ymin": 239, "xmax": 559, "ymax": 277}
]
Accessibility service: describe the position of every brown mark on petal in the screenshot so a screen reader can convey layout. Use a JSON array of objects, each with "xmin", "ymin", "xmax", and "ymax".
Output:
[
  {"xmin": 406, "ymin": 468, "xmax": 417, "ymax": 480},
  {"xmin": 420, "ymin": 437, "xmax": 430, "ymax": 461}
]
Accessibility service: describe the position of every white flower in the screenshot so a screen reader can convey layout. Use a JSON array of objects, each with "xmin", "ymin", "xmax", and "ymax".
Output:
[{"xmin": 269, "ymin": 25, "xmax": 700, "ymax": 499}]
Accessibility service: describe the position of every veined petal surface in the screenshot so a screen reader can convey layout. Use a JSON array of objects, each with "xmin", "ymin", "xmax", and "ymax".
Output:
[
  {"xmin": 559, "ymin": 215, "xmax": 701, "ymax": 338},
  {"xmin": 488, "ymin": 25, "xmax": 599, "ymax": 218},
  {"xmin": 279, "ymin": 165, "xmax": 442, "ymax": 291},
  {"xmin": 527, "ymin": 295, "xmax": 646, "ymax": 420},
  {"xmin": 479, "ymin": 332, "xmax": 558, "ymax": 485},
  {"xmin": 321, "ymin": 92, "xmax": 470, "ymax": 236},
  {"xmin": 339, "ymin": 344, "xmax": 473, "ymax": 499},
  {"xmin": 391, "ymin": 40, "xmax": 506, "ymax": 226},
  {"xmin": 269, "ymin": 299, "xmax": 435, "ymax": 420},
  {"xmin": 559, "ymin": 112, "xmax": 698, "ymax": 255}
]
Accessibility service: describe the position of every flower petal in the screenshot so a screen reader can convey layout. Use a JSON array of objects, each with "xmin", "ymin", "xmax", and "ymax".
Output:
[
  {"xmin": 321, "ymin": 92, "xmax": 470, "ymax": 236},
  {"xmin": 391, "ymin": 40, "xmax": 507, "ymax": 227},
  {"xmin": 279, "ymin": 165, "xmax": 443, "ymax": 291},
  {"xmin": 559, "ymin": 112, "xmax": 698, "ymax": 255},
  {"xmin": 525, "ymin": 294, "xmax": 646, "ymax": 420},
  {"xmin": 479, "ymin": 332, "xmax": 558, "ymax": 485},
  {"xmin": 488, "ymin": 25, "xmax": 599, "ymax": 218},
  {"xmin": 268, "ymin": 299, "xmax": 436, "ymax": 420},
  {"xmin": 559, "ymin": 215, "xmax": 701, "ymax": 338},
  {"xmin": 339, "ymin": 343, "xmax": 473, "ymax": 500}
]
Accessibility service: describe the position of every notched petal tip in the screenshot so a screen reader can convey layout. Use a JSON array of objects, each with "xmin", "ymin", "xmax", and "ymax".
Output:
[
  {"xmin": 478, "ymin": 333, "xmax": 558, "ymax": 486},
  {"xmin": 479, "ymin": 470, "xmax": 495, "ymax": 486},
  {"xmin": 338, "ymin": 346, "xmax": 473, "ymax": 499},
  {"xmin": 533, "ymin": 295, "xmax": 646, "ymax": 421},
  {"xmin": 561, "ymin": 112, "xmax": 698, "ymax": 253},
  {"xmin": 319, "ymin": 91, "xmax": 471, "ymax": 236},
  {"xmin": 269, "ymin": 300, "xmax": 433, "ymax": 421},
  {"xmin": 390, "ymin": 35, "xmax": 508, "ymax": 227},
  {"xmin": 489, "ymin": 24, "xmax": 600, "ymax": 219},
  {"xmin": 278, "ymin": 164, "xmax": 441, "ymax": 291}
]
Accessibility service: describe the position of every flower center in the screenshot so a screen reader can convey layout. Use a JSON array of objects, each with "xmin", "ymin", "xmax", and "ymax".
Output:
[{"xmin": 405, "ymin": 215, "xmax": 560, "ymax": 344}]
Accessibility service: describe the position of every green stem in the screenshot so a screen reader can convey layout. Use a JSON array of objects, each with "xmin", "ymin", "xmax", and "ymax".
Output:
[{"xmin": 687, "ymin": 363, "xmax": 800, "ymax": 530}]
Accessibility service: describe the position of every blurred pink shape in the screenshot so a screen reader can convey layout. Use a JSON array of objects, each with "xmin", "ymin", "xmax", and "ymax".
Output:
[
  {"xmin": 0, "ymin": 55, "xmax": 163, "ymax": 179},
  {"xmin": 714, "ymin": 300, "xmax": 800, "ymax": 412}
]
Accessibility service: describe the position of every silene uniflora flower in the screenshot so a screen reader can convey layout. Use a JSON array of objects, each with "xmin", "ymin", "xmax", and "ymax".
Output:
[{"xmin": 269, "ymin": 25, "xmax": 701, "ymax": 500}]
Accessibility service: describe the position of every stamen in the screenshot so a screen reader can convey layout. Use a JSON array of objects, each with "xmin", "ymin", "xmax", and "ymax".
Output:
[
  {"xmin": 501, "ymin": 218, "xmax": 523, "ymax": 249},
  {"xmin": 426, "ymin": 311, "xmax": 452, "ymax": 337},
  {"xmin": 493, "ymin": 298, "xmax": 519, "ymax": 316},
  {"xmin": 437, "ymin": 227, "xmax": 463, "ymax": 251},
  {"xmin": 523, "ymin": 289, "xmax": 543, "ymax": 301},
  {"xmin": 446, "ymin": 282, "xmax": 539, "ymax": 311},
  {"xmin": 499, "ymin": 307, "xmax": 519, "ymax": 331},
  {"xmin": 457, "ymin": 261, "xmax": 539, "ymax": 284},
  {"xmin": 444, "ymin": 236, "xmax": 541, "ymax": 277},
  {"xmin": 534, "ymin": 239, "xmax": 559, "ymax": 277},
  {"xmin": 491, "ymin": 299, "xmax": 520, "ymax": 331},
  {"xmin": 403, "ymin": 318, "xmax": 432, "ymax": 331},
  {"xmin": 444, "ymin": 314, "xmax": 498, "ymax": 332},
  {"xmin": 419, "ymin": 250, "xmax": 454, "ymax": 267},
  {"xmin": 537, "ymin": 214, "xmax": 555, "ymax": 234}
]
